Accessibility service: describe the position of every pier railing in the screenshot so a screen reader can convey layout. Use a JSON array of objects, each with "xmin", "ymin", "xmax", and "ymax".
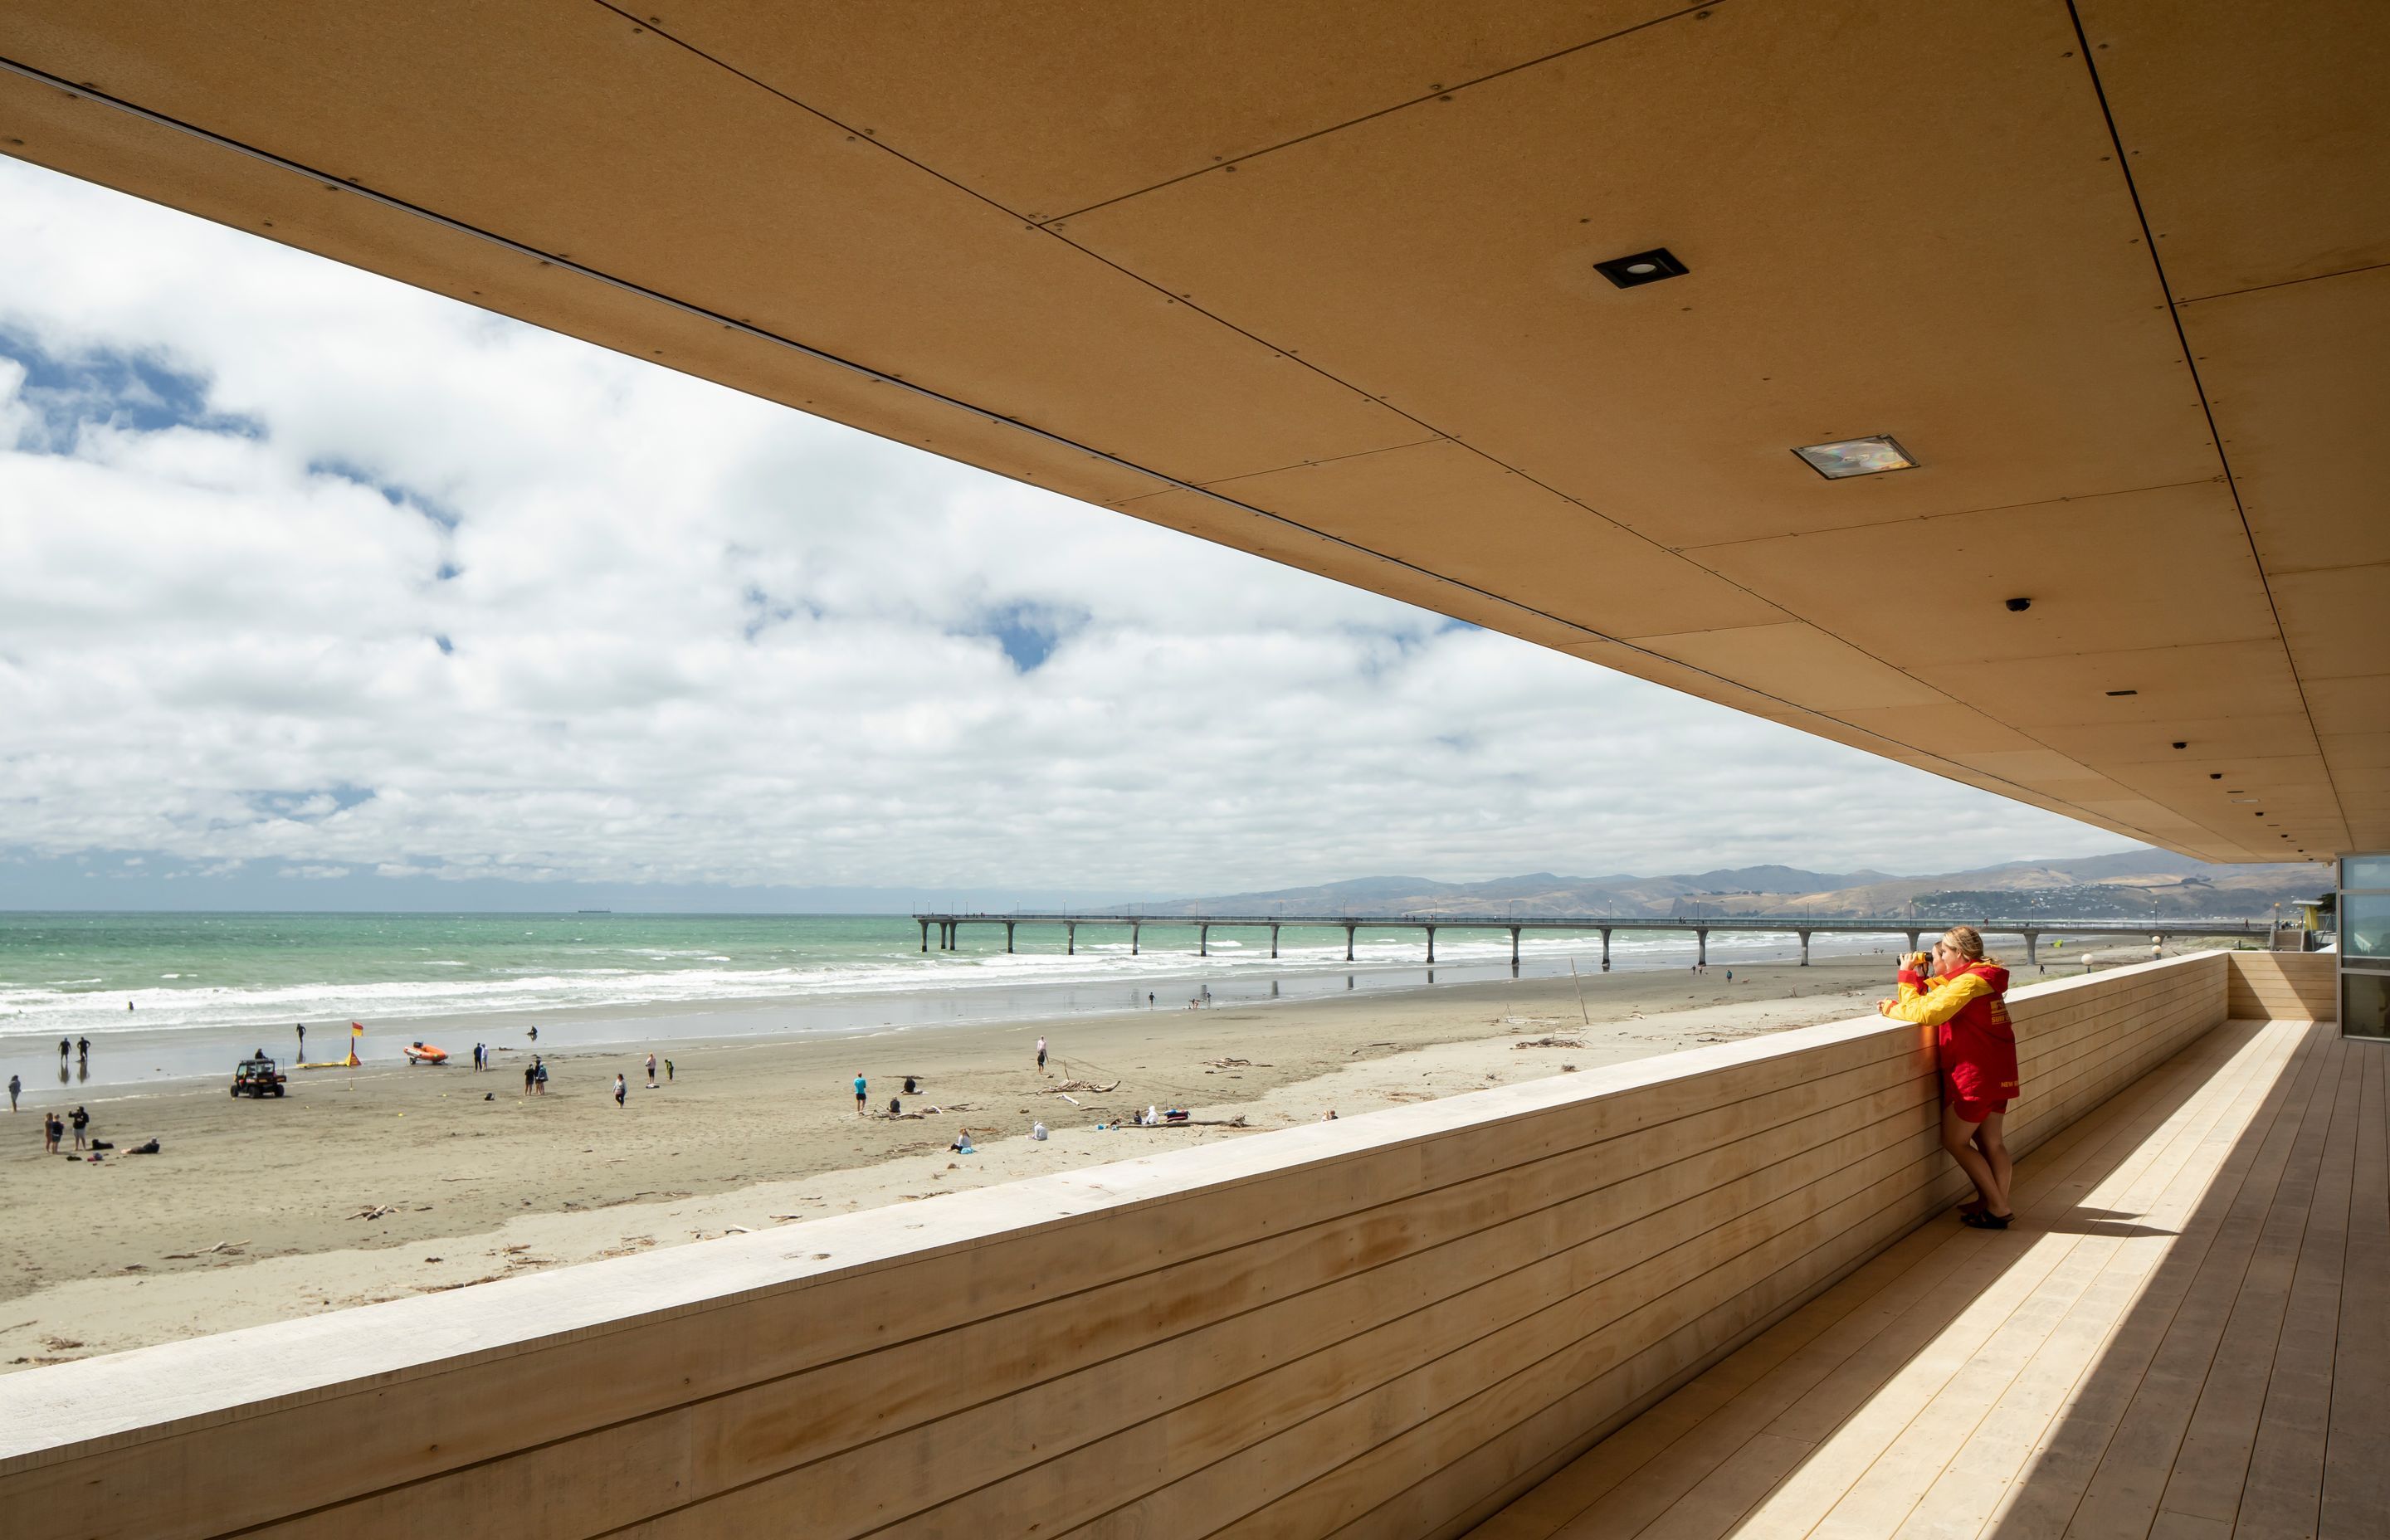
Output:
[{"xmin": 910, "ymin": 910, "xmax": 2276, "ymax": 967}]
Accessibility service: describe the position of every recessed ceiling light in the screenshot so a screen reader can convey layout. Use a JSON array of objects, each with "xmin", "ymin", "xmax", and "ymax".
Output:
[
  {"xmin": 2105, "ymin": 689, "xmax": 2138, "ymax": 697},
  {"xmin": 1594, "ymin": 247, "xmax": 1687, "ymax": 288},
  {"xmin": 1794, "ymin": 435, "xmax": 1919, "ymax": 479},
  {"xmin": 2172, "ymin": 741, "xmax": 2187, "ymax": 749},
  {"xmin": 2210, "ymin": 772, "xmax": 2223, "ymax": 780}
]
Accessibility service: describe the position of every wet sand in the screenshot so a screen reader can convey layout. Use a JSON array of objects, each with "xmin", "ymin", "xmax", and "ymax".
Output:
[{"xmin": 0, "ymin": 952, "xmax": 2037, "ymax": 1369}]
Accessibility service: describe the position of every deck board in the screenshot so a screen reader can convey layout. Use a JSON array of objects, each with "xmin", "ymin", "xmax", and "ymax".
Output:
[{"xmin": 1473, "ymin": 1020, "xmax": 2382, "ymax": 1540}]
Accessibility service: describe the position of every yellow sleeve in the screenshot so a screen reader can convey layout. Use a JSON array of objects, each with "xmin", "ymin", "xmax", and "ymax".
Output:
[{"xmin": 1879, "ymin": 971, "xmax": 1990, "ymax": 1026}]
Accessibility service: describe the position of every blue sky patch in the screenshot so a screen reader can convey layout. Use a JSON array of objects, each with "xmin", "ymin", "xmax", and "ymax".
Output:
[{"xmin": 0, "ymin": 327, "xmax": 264, "ymax": 451}]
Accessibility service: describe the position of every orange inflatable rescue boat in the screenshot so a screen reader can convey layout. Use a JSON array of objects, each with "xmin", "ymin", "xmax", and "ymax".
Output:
[{"xmin": 404, "ymin": 1040, "xmax": 450, "ymax": 1065}]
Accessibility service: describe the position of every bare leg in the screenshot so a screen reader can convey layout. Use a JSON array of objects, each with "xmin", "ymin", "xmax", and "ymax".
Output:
[
  {"xmin": 1973, "ymin": 1109, "xmax": 2013, "ymax": 1217},
  {"xmin": 1940, "ymin": 1103, "xmax": 2005, "ymax": 1216}
]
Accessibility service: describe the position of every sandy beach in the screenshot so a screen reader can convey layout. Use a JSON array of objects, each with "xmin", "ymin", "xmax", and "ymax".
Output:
[{"xmin": 0, "ymin": 950, "xmax": 2150, "ymax": 1371}]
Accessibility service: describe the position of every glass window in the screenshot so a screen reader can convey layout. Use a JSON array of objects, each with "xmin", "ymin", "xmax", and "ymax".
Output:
[
  {"xmin": 2346, "ymin": 971, "xmax": 2390, "ymax": 1043},
  {"xmin": 2343, "ymin": 853, "xmax": 2390, "ymax": 889},
  {"xmin": 2345, "ymin": 892, "xmax": 2390, "ymax": 959}
]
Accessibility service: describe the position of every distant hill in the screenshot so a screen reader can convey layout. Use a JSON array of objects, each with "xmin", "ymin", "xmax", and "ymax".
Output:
[{"xmin": 1114, "ymin": 850, "xmax": 2324, "ymax": 920}]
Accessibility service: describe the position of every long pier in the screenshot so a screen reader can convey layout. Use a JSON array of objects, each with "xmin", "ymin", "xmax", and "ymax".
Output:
[{"xmin": 910, "ymin": 912, "xmax": 2276, "ymax": 968}]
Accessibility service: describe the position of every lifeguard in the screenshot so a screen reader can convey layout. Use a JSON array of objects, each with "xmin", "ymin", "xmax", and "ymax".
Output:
[{"xmin": 1878, "ymin": 925, "xmax": 2018, "ymax": 1229}]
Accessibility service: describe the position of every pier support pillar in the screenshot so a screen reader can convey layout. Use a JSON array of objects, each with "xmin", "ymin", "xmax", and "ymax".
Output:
[
  {"xmin": 1601, "ymin": 928, "xmax": 1612, "ymax": 972},
  {"xmin": 1131, "ymin": 923, "xmax": 1139, "ymax": 956},
  {"xmin": 1067, "ymin": 923, "xmax": 1076, "ymax": 956},
  {"xmin": 1200, "ymin": 924, "xmax": 1209, "ymax": 958},
  {"xmin": 1005, "ymin": 922, "xmax": 1015, "ymax": 954},
  {"xmin": 1509, "ymin": 926, "xmax": 1520, "ymax": 967},
  {"xmin": 1905, "ymin": 930, "xmax": 1920, "ymax": 957},
  {"xmin": 1696, "ymin": 928, "xmax": 1709, "ymax": 966},
  {"xmin": 1344, "ymin": 925, "xmax": 1356, "ymax": 962},
  {"xmin": 1270, "ymin": 925, "xmax": 1279, "ymax": 959},
  {"xmin": 919, "ymin": 920, "xmax": 929, "ymax": 953},
  {"xmin": 1797, "ymin": 930, "xmax": 1812, "ymax": 967},
  {"xmin": 1425, "ymin": 927, "xmax": 1436, "ymax": 964},
  {"xmin": 2024, "ymin": 931, "xmax": 2037, "ymax": 965}
]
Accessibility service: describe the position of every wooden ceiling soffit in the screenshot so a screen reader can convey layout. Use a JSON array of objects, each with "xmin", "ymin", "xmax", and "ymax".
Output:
[
  {"xmin": 1132, "ymin": 439, "xmax": 1791, "ymax": 642},
  {"xmin": 1051, "ymin": 0, "xmax": 2217, "ymax": 551},
  {"xmin": 643, "ymin": 0, "xmax": 1684, "ymax": 220},
  {"xmin": 1690, "ymin": 481, "xmax": 2275, "ymax": 673},
  {"xmin": 2178, "ymin": 267, "xmax": 2390, "ymax": 575},
  {"xmin": 2075, "ymin": 0, "xmax": 2390, "ymax": 300}
]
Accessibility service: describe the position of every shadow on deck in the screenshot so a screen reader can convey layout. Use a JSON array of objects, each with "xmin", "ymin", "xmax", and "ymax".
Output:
[{"xmin": 1473, "ymin": 1017, "xmax": 2388, "ymax": 1540}]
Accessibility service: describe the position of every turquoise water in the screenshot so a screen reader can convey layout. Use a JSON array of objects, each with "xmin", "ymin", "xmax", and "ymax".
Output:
[{"xmin": 0, "ymin": 911, "xmax": 1846, "ymax": 1087}]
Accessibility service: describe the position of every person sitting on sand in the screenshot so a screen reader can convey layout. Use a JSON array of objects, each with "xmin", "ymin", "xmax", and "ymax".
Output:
[
  {"xmin": 949, "ymin": 1128, "xmax": 975, "ymax": 1154},
  {"xmin": 888, "ymin": 1096, "xmax": 902, "ymax": 1117}
]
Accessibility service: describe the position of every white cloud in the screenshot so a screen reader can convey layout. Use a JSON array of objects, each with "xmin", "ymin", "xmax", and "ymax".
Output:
[{"xmin": 0, "ymin": 158, "xmax": 2131, "ymax": 897}]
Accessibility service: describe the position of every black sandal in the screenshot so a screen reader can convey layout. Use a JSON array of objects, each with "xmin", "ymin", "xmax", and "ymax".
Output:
[{"xmin": 1961, "ymin": 1210, "xmax": 2012, "ymax": 1230}]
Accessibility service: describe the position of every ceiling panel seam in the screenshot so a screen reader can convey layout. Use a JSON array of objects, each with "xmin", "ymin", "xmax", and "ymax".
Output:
[
  {"xmin": 0, "ymin": 40, "xmax": 2213, "ymax": 858},
  {"xmin": 1671, "ymin": 476, "xmax": 2224, "ymax": 553},
  {"xmin": 1031, "ymin": 2, "xmax": 1724, "ymax": 227},
  {"xmin": 2064, "ymin": 0, "xmax": 2347, "ymax": 840},
  {"xmin": 2174, "ymin": 256, "xmax": 2390, "ymax": 308}
]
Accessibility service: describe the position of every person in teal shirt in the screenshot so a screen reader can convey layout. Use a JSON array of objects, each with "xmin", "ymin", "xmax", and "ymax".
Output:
[{"xmin": 853, "ymin": 1074, "xmax": 867, "ymax": 1118}]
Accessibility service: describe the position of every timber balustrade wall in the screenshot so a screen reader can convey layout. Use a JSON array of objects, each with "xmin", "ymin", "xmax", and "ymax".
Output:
[
  {"xmin": 2224, "ymin": 948, "xmax": 2337, "ymax": 1024},
  {"xmin": 0, "ymin": 953, "xmax": 2245, "ymax": 1539}
]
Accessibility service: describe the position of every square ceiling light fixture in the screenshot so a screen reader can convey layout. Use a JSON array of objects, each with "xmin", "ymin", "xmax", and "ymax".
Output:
[
  {"xmin": 1794, "ymin": 435, "xmax": 1919, "ymax": 479},
  {"xmin": 1594, "ymin": 247, "xmax": 1688, "ymax": 287}
]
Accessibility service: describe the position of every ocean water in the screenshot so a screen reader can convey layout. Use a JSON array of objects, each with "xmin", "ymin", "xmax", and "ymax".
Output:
[{"xmin": 0, "ymin": 912, "xmax": 1882, "ymax": 1089}]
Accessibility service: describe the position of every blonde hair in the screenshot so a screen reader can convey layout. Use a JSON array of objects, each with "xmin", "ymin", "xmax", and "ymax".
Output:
[{"xmin": 1941, "ymin": 925, "xmax": 2002, "ymax": 966}]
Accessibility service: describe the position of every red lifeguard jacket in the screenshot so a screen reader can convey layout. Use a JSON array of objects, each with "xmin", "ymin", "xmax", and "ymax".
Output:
[{"xmin": 1887, "ymin": 961, "xmax": 2019, "ymax": 1106}]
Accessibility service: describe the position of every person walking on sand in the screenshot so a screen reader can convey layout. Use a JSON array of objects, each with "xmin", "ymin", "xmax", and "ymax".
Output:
[
  {"xmin": 59, "ymin": 1037, "xmax": 70, "ymax": 1060},
  {"xmin": 70, "ymin": 1106, "xmax": 89, "ymax": 1150},
  {"xmin": 1878, "ymin": 925, "xmax": 2018, "ymax": 1229},
  {"xmin": 7, "ymin": 1074, "xmax": 18, "ymax": 1112},
  {"xmin": 613, "ymin": 1073, "xmax": 627, "ymax": 1109},
  {"xmin": 644, "ymin": 1052, "xmax": 657, "ymax": 1089},
  {"xmin": 1036, "ymin": 1036, "xmax": 1047, "ymax": 1073},
  {"xmin": 296, "ymin": 1022, "xmax": 305, "ymax": 1060},
  {"xmin": 76, "ymin": 1036, "xmax": 90, "ymax": 1065},
  {"xmin": 853, "ymin": 1073, "xmax": 867, "ymax": 1118}
]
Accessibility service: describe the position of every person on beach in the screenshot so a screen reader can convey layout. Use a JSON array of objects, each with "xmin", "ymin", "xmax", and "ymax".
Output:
[
  {"xmin": 528, "ymin": 1026, "xmax": 539, "ymax": 1041},
  {"xmin": 70, "ymin": 1106, "xmax": 89, "ymax": 1150},
  {"xmin": 534, "ymin": 1059, "xmax": 549, "ymax": 1096},
  {"xmin": 523, "ymin": 1060, "xmax": 536, "ymax": 1094},
  {"xmin": 59, "ymin": 1037, "xmax": 70, "ymax": 1060},
  {"xmin": 76, "ymin": 1037, "xmax": 90, "ymax": 1064},
  {"xmin": 644, "ymin": 1052, "xmax": 657, "ymax": 1089},
  {"xmin": 7, "ymin": 1074, "xmax": 18, "ymax": 1112},
  {"xmin": 613, "ymin": 1073, "xmax": 627, "ymax": 1109},
  {"xmin": 853, "ymin": 1074, "xmax": 867, "ymax": 1118},
  {"xmin": 1036, "ymin": 1036, "xmax": 1047, "ymax": 1073},
  {"xmin": 43, "ymin": 1112, "xmax": 62, "ymax": 1153},
  {"xmin": 664, "ymin": 1059, "xmax": 674, "ymax": 1083},
  {"xmin": 296, "ymin": 1022, "xmax": 305, "ymax": 1059},
  {"xmin": 1877, "ymin": 925, "xmax": 2017, "ymax": 1229}
]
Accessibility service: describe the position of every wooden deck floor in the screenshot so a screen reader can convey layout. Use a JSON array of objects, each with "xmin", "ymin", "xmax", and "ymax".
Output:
[{"xmin": 1471, "ymin": 1017, "xmax": 2387, "ymax": 1540}]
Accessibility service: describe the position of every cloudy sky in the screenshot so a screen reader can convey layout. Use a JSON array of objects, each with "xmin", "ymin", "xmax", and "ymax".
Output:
[{"xmin": 0, "ymin": 157, "xmax": 2134, "ymax": 909}]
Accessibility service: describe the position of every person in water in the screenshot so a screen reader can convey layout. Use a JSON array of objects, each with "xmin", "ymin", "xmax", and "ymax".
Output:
[{"xmin": 1878, "ymin": 925, "xmax": 2018, "ymax": 1229}]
